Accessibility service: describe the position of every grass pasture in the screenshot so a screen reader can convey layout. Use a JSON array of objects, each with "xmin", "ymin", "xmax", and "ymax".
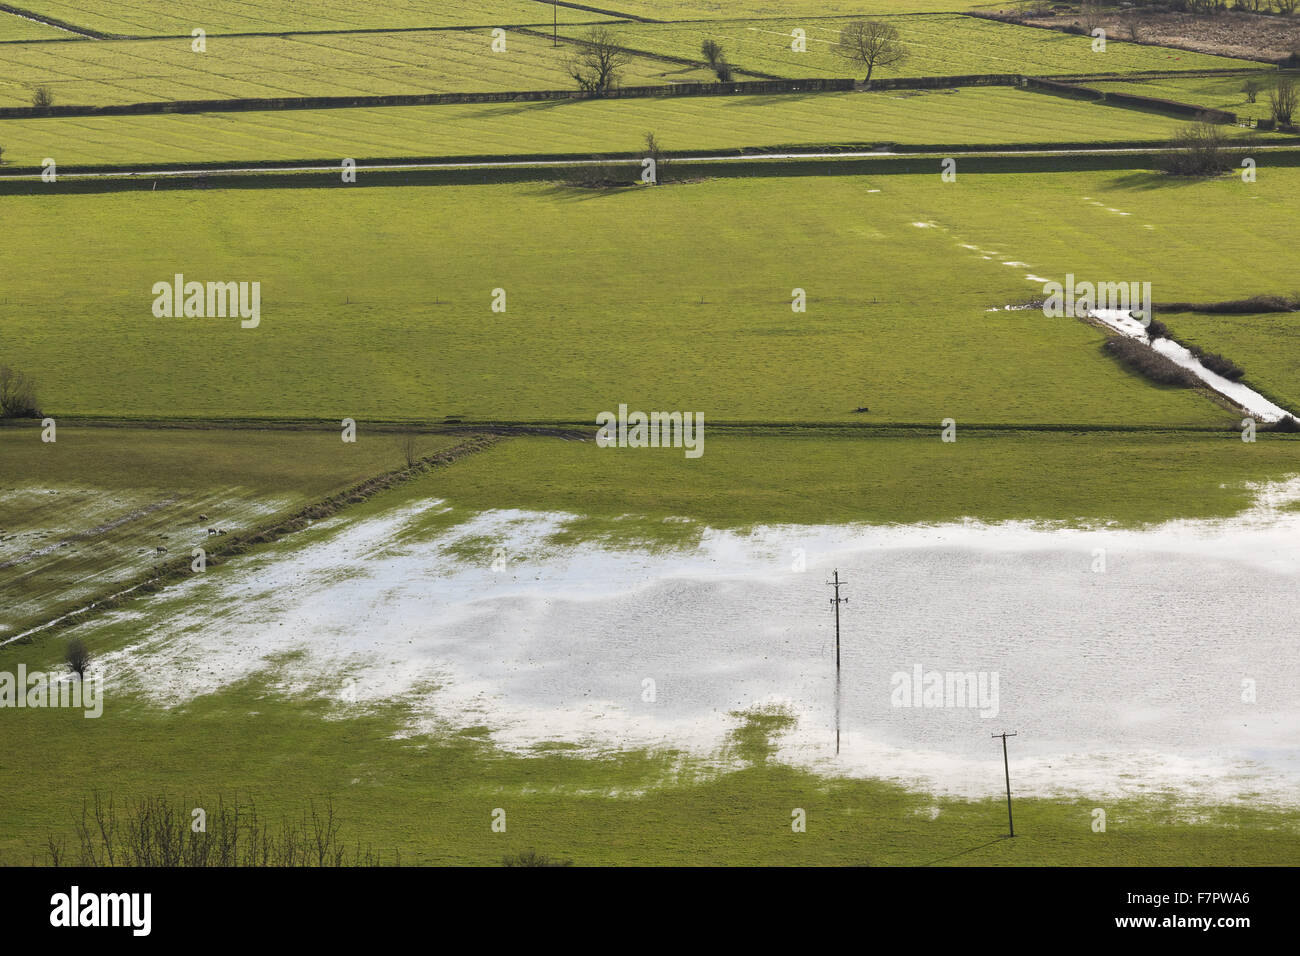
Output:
[
  {"xmin": 3, "ymin": 171, "xmax": 1294, "ymax": 424},
  {"xmin": 1165, "ymin": 312, "xmax": 1300, "ymax": 415},
  {"xmin": 0, "ymin": 27, "xmax": 708, "ymax": 108},
  {"xmin": 1090, "ymin": 74, "xmax": 1288, "ymax": 122},
  {"xmin": 2, "ymin": 0, "xmax": 617, "ymax": 38},
  {"xmin": 557, "ymin": 14, "xmax": 1267, "ymax": 82},
  {"xmin": 0, "ymin": 88, "xmax": 1264, "ymax": 170}
]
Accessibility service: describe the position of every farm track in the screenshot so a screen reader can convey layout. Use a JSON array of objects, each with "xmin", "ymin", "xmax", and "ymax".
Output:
[{"xmin": 2, "ymin": 143, "xmax": 1296, "ymax": 184}]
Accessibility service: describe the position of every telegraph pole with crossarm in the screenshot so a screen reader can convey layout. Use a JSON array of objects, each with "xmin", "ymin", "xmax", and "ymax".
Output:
[
  {"xmin": 827, "ymin": 570, "xmax": 848, "ymax": 754},
  {"xmin": 992, "ymin": 731, "xmax": 1018, "ymax": 837}
]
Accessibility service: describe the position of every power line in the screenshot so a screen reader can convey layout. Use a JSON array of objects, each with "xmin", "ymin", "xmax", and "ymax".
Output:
[
  {"xmin": 992, "ymin": 731, "xmax": 1018, "ymax": 837},
  {"xmin": 827, "ymin": 569, "xmax": 848, "ymax": 755}
]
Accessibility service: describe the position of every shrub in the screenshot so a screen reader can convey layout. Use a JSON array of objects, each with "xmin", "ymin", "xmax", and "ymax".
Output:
[
  {"xmin": 715, "ymin": 57, "xmax": 733, "ymax": 82},
  {"xmin": 1159, "ymin": 121, "xmax": 1241, "ymax": 177},
  {"xmin": 502, "ymin": 849, "xmax": 573, "ymax": 866},
  {"xmin": 1243, "ymin": 79, "xmax": 1262, "ymax": 104},
  {"xmin": 1265, "ymin": 415, "xmax": 1300, "ymax": 432},
  {"xmin": 0, "ymin": 365, "xmax": 41, "ymax": 418},
  {"xmin": 31, "ymin": 86, "xmax": 53, "ymax": 108},
  {"xmin": 1186, "ymin": 344, "xmax": 1246, "ymax": 380},
  {"xmin": 65, "ymin": 639, "xmax": 90, "ymax": 679},
  {"xmin": 1102, "ymin": 337, "xmax": 1200, "ymax": 387}
]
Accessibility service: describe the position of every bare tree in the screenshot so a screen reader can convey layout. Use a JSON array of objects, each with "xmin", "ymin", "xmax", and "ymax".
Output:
[
  {"xmin": 568, "ymin": 27, "xmax": 629, "ymax": 94},
  {"xmin": 397, "ymin": 434, "xmax": 418, "ymax": 469},
  {"xmin": 31, "ymin": 86, "xmax": 53, "ymax": 108},
  {"xmin": 836, "ymin": 21, "xmax": 906, "ymax": 88},
  {"xmin": 66, "ymin": 639, "xmax": 90, "ymax": 680},
  {"xmin": 1270, "ymin": 77, "xmax": 1297, "ymax": 126},
  {"xmin": 0, "ymin": 365, "xmax": 40, "ymax": 418},
  {"xmin": 1243, "ymin": 78, "xmax": 1262, "ymax": 104}
]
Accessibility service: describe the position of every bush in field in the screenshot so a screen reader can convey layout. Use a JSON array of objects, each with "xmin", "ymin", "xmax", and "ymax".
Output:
[
  {"xmin": 46, "ymin": 792, "xmax": 391, "ymax": 866},
  {"xmin": 644, "ymin": 130, "xmax": 666, "ymax": 181},
  {"xmin": 1102, "ymin": 337, "xmax": 1200, "ymax": 387},
  {"xmin": 714, "ymin": 57, "xmax": 733, "ymax": 82},
  {"xmin": 1243, "ymin": 79, "xmax": 1262, "ymax": 103},
  {"xmin": 501, "ymin": 849, "xmax": 573, "ymax": 866},
  {"xmin": 567, "ymin": 27, "xmax": 628, "ymax": 95},
  {"xmin": 31, "ymin": 86, "xmax": 53, "ymax": 108},
  {"xmin": 65, "ymin": 640, "xmax": 91, "ymax": 679},
  {"xmin": 1186, "ymin": 344, "xmax": 1246, "ymax": 380},
  {"xmin": 1159, "ymin": 121, "xmax": 1241, "ymax": 176},
  {"xmin": 836, "ymin": 21, "xmax": 906, "ymax": 88},
  {"xmin": 0, "ymin": 365, "xmax": 41, "ymax": 418},
  {"xmin": 1269, "ymin": 78, "xmax": 1297, "ymax": 125}
]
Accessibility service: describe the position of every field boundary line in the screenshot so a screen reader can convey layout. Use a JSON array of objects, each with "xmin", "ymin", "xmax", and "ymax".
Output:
[
  {"xmin": 0, "ymin": 433, "xmax": 507, "ymax": 648},
  {"xmin": 0, "ymin": 1, "xmax": 107, "ymax": 38},
  {"xmin": 520, "ymin": 0, "xmax": 660, "ymax": 23}
]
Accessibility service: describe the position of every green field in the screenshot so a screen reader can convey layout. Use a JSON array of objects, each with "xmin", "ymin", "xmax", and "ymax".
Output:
[
  {"xmin": 0, "ymin": 27, "xmax": 701, "ymax": 107},
  {"xmin": 0, "ymin": 427, "xmax": 455, "ymax": 638},
  {"xmin": 5, "ymin": 170, "xmax": 1296, "ymax": 424},
  {"xmin": 1090, "ymin": 74, "xmax": 1290, "ymax": 122},
  {"xmin": 3, "ymin": 0, "xmax": 616, "ymax": 37},
  {"xmin": 0, "ymin": 88, "xmax": 1261, "ymax": 169},
  {"xmin": 558, "ymin": 14, "xmax": 1266, "ymax": 81},
  {"xmin": 583, "ymin": 0, "xmax": 1025, "ymax": 17},
  {"xmin": 1165, "ymin": 311, "xmax": 1300, "ymax": 414}
]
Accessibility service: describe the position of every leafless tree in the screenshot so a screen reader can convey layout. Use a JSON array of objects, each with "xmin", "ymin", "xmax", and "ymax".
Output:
[
  {"xmin": 397, "ymin": 434, "xmax": 418, "ymax": 469},
  {"xmin": 836, "ymin": 21, "xmax": 906, "ymax": 88},
  {"xmin": 568, "ymin": 27, "xmax": 629, "ymax": 94},
  {"xmin": 1243, "ymin": 78, "xmax": 1262, "ymax": 103},
  {"xmin": 1270, "ymin": 78, "xmax": 1297, "ymax": 125}
]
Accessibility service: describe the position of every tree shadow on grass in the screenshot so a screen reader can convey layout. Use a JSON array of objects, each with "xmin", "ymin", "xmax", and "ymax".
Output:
[{"xmin": 1104, "ymin": 170, "xmax": 1229, "ymax": 191}]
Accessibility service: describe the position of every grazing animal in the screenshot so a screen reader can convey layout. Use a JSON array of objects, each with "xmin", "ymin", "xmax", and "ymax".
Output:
[
  {"xmin": 198, "ymin": 514, "xmax": 208, "ymax": 521},
  {"xmin": 155, "ymin": 545, "xmax": 167, "ymax": 554},
  {"xmin": 218, "ymin": 529, "xmax": 228, "ymax": 535},
  {"xmin": 207, "ymin": 528, "xmax": 218, "ymax": 536}
]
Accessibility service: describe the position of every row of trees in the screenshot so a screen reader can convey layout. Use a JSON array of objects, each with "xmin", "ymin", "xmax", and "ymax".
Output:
[{"xmin": 567, "ymin": 21, "xmax": 908, "ymax": 94}]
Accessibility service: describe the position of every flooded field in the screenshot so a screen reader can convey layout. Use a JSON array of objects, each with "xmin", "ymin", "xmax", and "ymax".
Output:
[{"xmin": 85, "ymin": 476, "xmax": 1300, "ymax": 807}]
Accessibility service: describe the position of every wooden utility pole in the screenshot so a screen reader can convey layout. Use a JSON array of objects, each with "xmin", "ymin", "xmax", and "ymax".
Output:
[
  {"xmin": 827, "ymin": 570, "xmax": 848, "ymax": 754},
  {"xmin": 992, "ymin": 731, "xmax": 1017, "ymax": 837}
]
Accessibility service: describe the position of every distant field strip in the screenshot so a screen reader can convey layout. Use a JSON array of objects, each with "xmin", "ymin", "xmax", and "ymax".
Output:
[
  {"xmin": 1090, "ymin": 75, "xmax": 1283, "ymax": 122},
  {"xmin": 557, "ymin": 14, "xmax": 1267, "ymax": 80},
  {"xmin": 563, "ymin": 0, "xmax": 1005, "ymax": 17},
  {"xmin": 0, "ymin": 89, "xmax": 1255, "ymax": 168},
  {"xmin": 3, "ymin": 0, "xmax": 618, "ymax": 37},
  {"xmin": 0, "ymin": 28, "xmax": 714, "ymax": 106}
]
